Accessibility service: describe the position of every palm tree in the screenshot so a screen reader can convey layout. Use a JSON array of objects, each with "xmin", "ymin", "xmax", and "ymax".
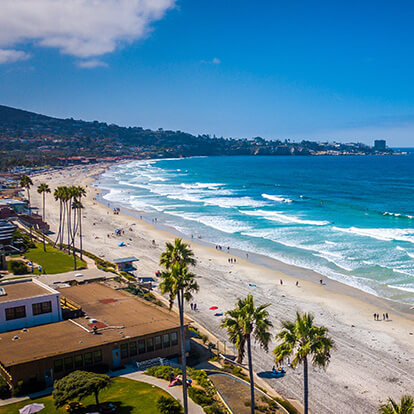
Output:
[
  {"xmin": 160, "ymin": 238, "xmax": 196, "ymax": 269},
  {"xmin": 37, "ymin": 183, "xmax": 51, "ymax": 252},
  {"xmin": 20, "ymin": 175, "xmax": 33, "ymax": 214},
  {"xmin": 221, "ymin": 295, "xmax": 273, "ymax": 414},
  {"xmin": 53, "ymin": 187, "xmax": 64, "ymax": 249},
  {"xmin": 379, "ymin": 395, "xmax": 414, "ymax": 414},
  {"xmin": 159, "ymin": 238, "xmax": 198, "ymax": 414},
  {"xmin": 73, "ymin": 186, "xmax": 86, "ymax": 260},
  {"xmin": 273, "ymin": 312, "xmax": 334, "ymax": 414}
]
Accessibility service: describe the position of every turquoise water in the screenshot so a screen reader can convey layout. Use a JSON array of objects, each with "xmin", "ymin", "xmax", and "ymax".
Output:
[{"xmin": 98, "ymin": 154, "xmax": 414, "ymax": 304}]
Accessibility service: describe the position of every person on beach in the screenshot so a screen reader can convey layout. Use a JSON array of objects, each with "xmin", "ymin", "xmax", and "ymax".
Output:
[
  {"xmin": 296, "ymin": 281, "xmax": 299, "ymax": 286},
  {"xmin": 190, "ymin": 303, "xmax": 194, "ymax": 310},
  {"xmin": 386, "ymin": 313, "xmax": 389, "ymax": 320},
  {"xmin": 320, "ymin": 279, "xmax": 323, "ymax": 285},
  {"xmin": 194, "ymin": 303, "xmax": 197, "ymax": 311},
  {"xmin": 280, "ymin": 279, "xmax": 283, "ymax": 285},
  {"xmin": 373, "ymin": 313, "xmax": 376, "ymax": 320}
]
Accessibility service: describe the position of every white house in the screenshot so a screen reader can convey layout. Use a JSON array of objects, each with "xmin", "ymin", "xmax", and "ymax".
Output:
[{"xmin": 0, "ymin": 279, "xmax": 62, "ymax": 333}]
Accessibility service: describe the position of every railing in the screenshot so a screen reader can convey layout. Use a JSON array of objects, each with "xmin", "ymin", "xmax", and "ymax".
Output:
[
  {"xmin": 0, "ymin": 361, "xmax": 13, "ymax": 386},
  {"xmin": 60, "ymin": 296, "xmax": 82, "ymax": 311}
]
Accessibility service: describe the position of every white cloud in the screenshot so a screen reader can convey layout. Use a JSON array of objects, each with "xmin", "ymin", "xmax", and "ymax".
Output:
[
  {"xmin": 201, "ymin": 57, "xmax": 221, "ymax": 65},
  {"xmin": 0, "ymin": 48, "xmax": 30, "ymax": 64},
  {"xmin": 77, "ymin": 59, "xmax": 108, "ymax": 69},
  {"xmin": 0, "ymin": 0, "xmax": 175, "ymax": 61}
]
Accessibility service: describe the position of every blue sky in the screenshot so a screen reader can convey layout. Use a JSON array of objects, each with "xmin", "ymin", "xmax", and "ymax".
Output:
[{"xmin": 0, "ymin": 0, "xmax": 413, "ymax": 146}]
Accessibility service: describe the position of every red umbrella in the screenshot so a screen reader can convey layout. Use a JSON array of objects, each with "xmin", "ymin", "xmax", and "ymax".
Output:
[{"xmin": 209, "ymin": 306, "xmax": 218, "ymax": 310}]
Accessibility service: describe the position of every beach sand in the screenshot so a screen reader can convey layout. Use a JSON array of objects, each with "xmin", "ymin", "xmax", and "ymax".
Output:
[{"xmin": 30, "ymin": 164, "xmax": 414, "ymax": 414}]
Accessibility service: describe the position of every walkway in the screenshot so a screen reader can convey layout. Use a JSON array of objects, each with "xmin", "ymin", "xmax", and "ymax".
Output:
[{"xmin": 122, "ymin": 372, "xmax": 204, "ymax": 414}]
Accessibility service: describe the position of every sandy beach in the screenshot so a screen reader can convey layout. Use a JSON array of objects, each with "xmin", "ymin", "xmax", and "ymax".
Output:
[{"xmin": 30, "ymin": 164, "xmax": 414, "ymax": 414}]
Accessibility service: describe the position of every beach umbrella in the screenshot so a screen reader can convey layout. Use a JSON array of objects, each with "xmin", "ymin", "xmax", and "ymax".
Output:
[
  {"xmin": 19, "ymin": 403, "xmax": 45, "ymax": 414},
  {"xmin": 209, "ymin": 306, "xmax": 218, "ymax": 310}
]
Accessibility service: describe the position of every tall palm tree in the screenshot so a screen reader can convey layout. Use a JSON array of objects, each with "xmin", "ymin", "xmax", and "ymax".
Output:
[
  {"xmin": 160, "ymin": 238, "xmax": 196, "ymax": 269},
  {"xmin": 159, "ymin": 239, "xmax": 198, "ymax": 414},
  {"xmin": 73, "ymin": 186, "xmax": 86, "ymax": 260},
  {"xmin": 20, "ymin": 175, "xmax": 33, "ymax": 214},
  {"xmin": 37, "ymin": 183, "xmax": 51, "ymax": 252},
  {"xmin": 273, "ymin": 312, "xmax": 334, "ymax": 414},
  {"xmin": 221, "ymin": 295, "xmax": 273, "ymax": 414},
  {"xmin": 53, "ymin": 187, "xmax": 64, "ymax": 249},
  {"xmin": 379, "ymin": 395, "xmax": 414, "ymax": 414}
]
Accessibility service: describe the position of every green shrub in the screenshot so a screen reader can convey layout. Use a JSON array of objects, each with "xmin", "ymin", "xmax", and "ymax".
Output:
[
  {"xmin": 188, "ymin": 369, "xmax": 210, "ymax": 389},
  {"xmin": 274, "ymin": 397, "xmax": 299, "ymax": 414},
  {"xmin": 8, "ymin": 260, "xmax": 28, "ymax": 275},
  {"xmin": 0, "ymin": 376, "xmax": 10, "ymax": 399},
  {"xmin": 145, "ymin": 365, "xmax": 182, "ymax": 381},
  {"xmin": 203, "ymin": 402, "xmax": 227, "ymax": 414},
  {"xmin": 157, "ymin": 395, "xmax": 183, "ymax": 414},
  {"xmin": 188, "ymin": 387, "xmax": 214, "ymax": 407}
]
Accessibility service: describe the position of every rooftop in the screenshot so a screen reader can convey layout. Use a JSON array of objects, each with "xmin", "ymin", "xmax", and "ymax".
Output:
[
  {"xmin": 113, "ymin": 257, "xmax": 139, "ymax": 264},
  {"xmin": 0, "ymin": 283, "xmax": 182, "ymax": 367},
  {"xmin": 0, "ymin": 279, "xmax": 57, "ymax": 303}
]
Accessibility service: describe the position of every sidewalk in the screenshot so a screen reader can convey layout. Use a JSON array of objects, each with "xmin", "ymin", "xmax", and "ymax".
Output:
[{"xmin": 122, "ymin": 372, "xmax": 204, "ymax": 414}]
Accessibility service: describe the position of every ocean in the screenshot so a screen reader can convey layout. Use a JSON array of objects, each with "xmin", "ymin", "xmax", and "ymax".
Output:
[{"xmin": 97, "ymin": 153, "xmax": 414, "ymax": 304}]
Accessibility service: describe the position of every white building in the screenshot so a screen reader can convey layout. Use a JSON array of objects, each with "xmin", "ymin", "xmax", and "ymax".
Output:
[{"xmin": 0, "ymin": 279, "xmax": 62, "ymax": 333}]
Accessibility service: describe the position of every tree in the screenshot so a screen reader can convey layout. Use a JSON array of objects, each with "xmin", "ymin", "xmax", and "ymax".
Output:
[
  {"xmin": 273, "ymin": 312, "xmax": 334, "ymax": 414},
  {"xmin": 73, "ymin": 186, "xmax": 86, "ymax": 260},
  {"xmin": 53, "ymin": 371, "xmax": 110, "ymax": 408},
  {"xmin": 221, "ymin": 294, "xmax": 272, "ymax": 414},
  {"xmin": 157, "ymin": 395, "xmax": 184, "ymax": 414},
  {"xmin": 159, "ymin": 238, "xmax": 198, "ymax": 414},
  {"xmin": 20, "ymin": 175, "xmax": 33, "ymax": 214},
  {"xmin": 379, "ymin": 395, "xmax": 414, "ymax": 414},
  {"xmin": 37, "ymin": 183, "xmax": 51, "ymax": 252},
  {"xmin": 160, "ymin": 237, "xmax": 196, "ymax": 269}
]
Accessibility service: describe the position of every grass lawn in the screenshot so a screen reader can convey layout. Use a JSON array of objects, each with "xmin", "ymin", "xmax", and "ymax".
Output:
[
  {"xmin": 22, "ymin": 243, "xmax": 86, "ymax": 274},
  {"xmin": 0, "ymin": 377, "xmax": 171, "ymax": 414}
]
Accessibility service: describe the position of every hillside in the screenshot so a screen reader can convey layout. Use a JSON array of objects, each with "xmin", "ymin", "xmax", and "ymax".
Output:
[{"xmin": 0, "ymin": 104, "xmax": 386, "ymax": 170}]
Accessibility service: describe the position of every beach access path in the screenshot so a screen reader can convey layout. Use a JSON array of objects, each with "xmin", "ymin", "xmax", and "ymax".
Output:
[{"xmin": 29, "ymin": 165, "xmax": 414, "ymax": 414}]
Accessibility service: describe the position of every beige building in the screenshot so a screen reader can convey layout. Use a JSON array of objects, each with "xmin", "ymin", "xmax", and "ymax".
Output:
[{"xmin": 0, "ymin": 283, "xmax": 187, "ymax": 390}]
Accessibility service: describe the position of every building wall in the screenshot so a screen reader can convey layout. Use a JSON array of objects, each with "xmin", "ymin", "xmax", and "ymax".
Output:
[
  {"xmin": 0, "ymin": 292, "xmax": 62, "ymax": 333},
  {"xmin": 5, "ymin": 327, "xmax": 185, "ymax": 388}
]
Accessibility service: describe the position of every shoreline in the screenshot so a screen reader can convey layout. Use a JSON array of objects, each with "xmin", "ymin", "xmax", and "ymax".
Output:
[
  {"xmin": 29, "ymin": 163, "xmax": 414, "ymax": 414},
  {"xmin": 94, "ymin": 165, "xmax": 414, "ymax": 316}
]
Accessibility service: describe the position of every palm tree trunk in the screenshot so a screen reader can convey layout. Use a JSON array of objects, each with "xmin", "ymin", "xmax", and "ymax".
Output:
[
  {"xmin": 72, "ymin": 207, "xmax": 77, "ymax": 270},
  {"xmin": 79, "ymin": 209, "xmax": 83, "ymax": 261},
  {"xmin": 94, "ymin": 391, "xmax": 99, "ymax": 406},
  {"xmin": 42, "ymin": 193, "xmax": 46, "ymax": 252},
  {"xmin": 54, "ymin": 201, "xmax": 62, "ymax": 248},
  {"xmin": 304, "ymin": 356, "xmax": 309, "ymax": 414},
  {"xmin": 247, "ymin": 335, "xmax": 255, "ymax": 414},
  {"xmin": 27, "ymin": 188, "xmax": 31, "ymax": 215},
  {"xmin": 178, "ymin": 290, "xmax": 189, "ymax": 414}
]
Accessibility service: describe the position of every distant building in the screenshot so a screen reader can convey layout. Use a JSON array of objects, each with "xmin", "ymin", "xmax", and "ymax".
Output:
[
  {"xmin": 114, "ymin": 256, "xmax": 139, "ymax": 272},
  {"xmin": 374, "ymin": 140, "xmax": 387, "ymax": 151},
  {"xmin": 0, "ymin": 220, "xmax": 16, "ymax": 248}
]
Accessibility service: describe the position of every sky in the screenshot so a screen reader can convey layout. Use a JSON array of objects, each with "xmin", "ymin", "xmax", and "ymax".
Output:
[{"xmin": 0, "ymin": 0, "xmax": 414, "ymax": 147}]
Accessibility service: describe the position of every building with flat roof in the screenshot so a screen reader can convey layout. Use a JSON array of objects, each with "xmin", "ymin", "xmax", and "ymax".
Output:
[
  {"xmin": 0, "ymin": 279, "xmax": 62, "ymax": 333},
  {"xmin": 374, "ymin": 139, "xmax": 387, "ymax": 151},
  {"xmin": 113, "ymin": 256, "xmax": 139, "ymax": 272},
  {"xmin": 0, "ymin": 283, "xmax": 186, "ymax": 390}
]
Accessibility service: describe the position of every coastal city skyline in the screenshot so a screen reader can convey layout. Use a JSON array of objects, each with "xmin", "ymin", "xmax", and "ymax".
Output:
[{"xmin": 1, "ymin": 1, "xmax": 414, "ymax": 146}]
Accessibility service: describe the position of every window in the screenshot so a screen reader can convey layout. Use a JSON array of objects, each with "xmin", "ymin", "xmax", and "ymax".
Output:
[
  {"xmin": 163, "ymin": 334, "xmax": 170, "ymax": 348},
  {"xmin": 54, "ymin": 359, "xmax": 63, "ymax": 373},
  {"xmin": 120, "ymin": 343, "xmax": 128, "ymax": 359},
  {"xmin": 171, "ymin": 332, "xmax": 178, "ymax": 346},
  {"xmin": 84, "ymin": 352, "xmax": 92, "ymax": 367},
  {"xmin": 5, "ymin": 306, "xmax": 26, "ymax": 321},
  {"xmin": 94, "ymin": 350, "xmax": 102, "ymax": 363},
  {"xmin": 138, "ymin": 340, "xmax": 145, "ymax": 354},
  {"xmin": 64, "ymin": 357, "xmax": 73, "ymax": 371},
  {"xmin": 32, "ymin": 301, "xmax": 52, "ymax": 315},
  {"xmin": 74, "ymin": 355, "xmax": 83, "ymax": 369},
  {"xmin": 155, "ymin": 336, "xmax": 162, "ymax": 350},
  {"xmin": 146, "ymin": 337, "xmax": 154, "ymax": 352},
  {"xmin": 129, "ymin": 342, "xmax": 137, "ymax": 357}
]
